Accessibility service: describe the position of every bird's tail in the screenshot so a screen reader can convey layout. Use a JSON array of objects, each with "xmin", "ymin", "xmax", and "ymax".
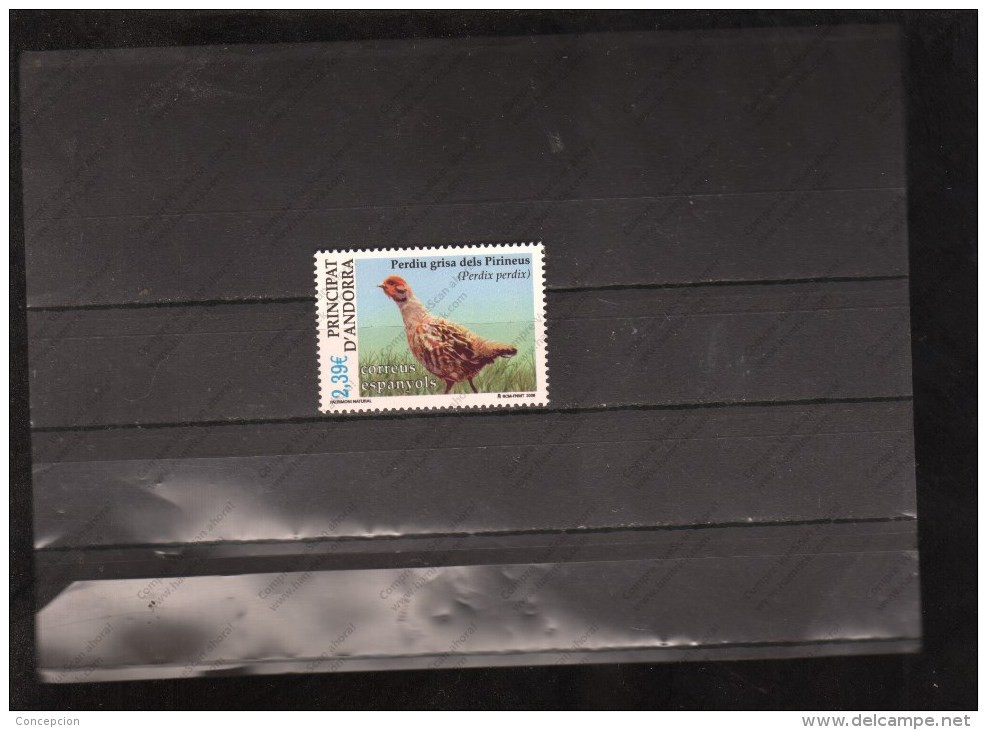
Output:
[{"xmin": 488, "ymin": 342, "xmax": 517, "ymax": 359}]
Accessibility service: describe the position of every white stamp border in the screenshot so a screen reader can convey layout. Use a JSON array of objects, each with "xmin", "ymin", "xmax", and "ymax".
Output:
[{"xmin": 314, "ymin": 242, "xmax": 548, "ymax": 414}]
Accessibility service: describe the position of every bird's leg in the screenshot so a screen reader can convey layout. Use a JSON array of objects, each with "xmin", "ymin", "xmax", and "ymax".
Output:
[
  {"xmin": 468, "ymin": 378, "xmax": 478, "ymax": 393},
  {"xmin": 444, "ymin": 380, "xmax": 454, "ymax": 394}
]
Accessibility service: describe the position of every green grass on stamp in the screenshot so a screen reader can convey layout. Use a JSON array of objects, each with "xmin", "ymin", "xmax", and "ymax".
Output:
[{"xmin": 358, "ymin": 322, "xmax": 537, "ymax": 396}]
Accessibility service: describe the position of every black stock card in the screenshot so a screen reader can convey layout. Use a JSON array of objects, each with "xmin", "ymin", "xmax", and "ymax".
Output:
[{"xmin": 23, "ymin": 24, "xmax": 918, "ymax": 680}]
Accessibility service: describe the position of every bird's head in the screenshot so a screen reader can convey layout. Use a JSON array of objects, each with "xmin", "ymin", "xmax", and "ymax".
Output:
[{"xmin": 378, "ymin": 275, "xmax": 411, "ymax": 302}]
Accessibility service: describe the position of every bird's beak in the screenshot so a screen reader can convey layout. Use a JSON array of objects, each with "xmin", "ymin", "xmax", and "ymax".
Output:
[{"xmin": 377, "ymin": 283, "xmax": 386, "ymax": 289}]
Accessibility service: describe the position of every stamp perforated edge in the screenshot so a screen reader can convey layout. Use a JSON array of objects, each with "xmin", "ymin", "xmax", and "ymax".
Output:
[{"xmin": 314, "ymin": 242, "xmax": 548, "ymax": 414}]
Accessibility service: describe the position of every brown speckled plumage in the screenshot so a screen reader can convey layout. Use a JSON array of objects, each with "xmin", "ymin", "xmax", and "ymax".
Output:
[{"xmin": 378, "ymin": 275, "xmax": 517, "ymax": 393}]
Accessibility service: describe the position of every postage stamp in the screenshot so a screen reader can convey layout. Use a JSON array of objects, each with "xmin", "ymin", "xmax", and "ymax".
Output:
[{"xmin": 314, "ymin": 243, "xmax": 547, "ymax": 413}]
